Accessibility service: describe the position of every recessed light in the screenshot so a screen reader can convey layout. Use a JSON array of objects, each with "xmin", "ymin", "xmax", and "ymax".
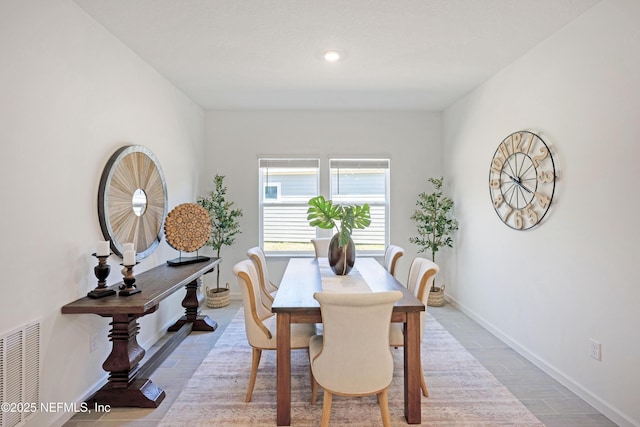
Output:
[{"xmin": 324, "ymin": 50, "xmax": 341, "ymax": 62}]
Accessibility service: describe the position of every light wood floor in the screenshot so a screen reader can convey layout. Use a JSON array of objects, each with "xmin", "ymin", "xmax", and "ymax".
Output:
[{"xmin": 63, "ymin": 299, "xmax": 617, "ymax": 426}]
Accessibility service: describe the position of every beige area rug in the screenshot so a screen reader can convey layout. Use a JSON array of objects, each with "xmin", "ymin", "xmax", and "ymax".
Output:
[{"xmin": 160, "ymin": 309, "xmax": 544, "ymax": 426}]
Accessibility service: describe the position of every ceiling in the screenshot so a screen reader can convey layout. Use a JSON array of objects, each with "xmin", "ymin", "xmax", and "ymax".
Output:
[{"xmin": 73, "ymin": 0, "xmax": 600, "ymax": 111}]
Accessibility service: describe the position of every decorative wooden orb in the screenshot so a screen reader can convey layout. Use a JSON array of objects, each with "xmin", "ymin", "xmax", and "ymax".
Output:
[{"xmin": 164, "ymin": 203, "xmax": 211, "ymax": 253}]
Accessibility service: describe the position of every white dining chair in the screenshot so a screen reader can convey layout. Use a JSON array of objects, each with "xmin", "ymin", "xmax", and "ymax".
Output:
[
  {"xmin": 310, "ymin": 290, "xmax": 403, "ymax": 427},
  {"xmin": 383, "ymin": 244, "xmax": 405, "ymax": 278},
  {"xmin": 311, "ymin": 237, "xmax": 332, "ymax": 258},
  {"xmin": 247, "ymin": 246, "xmax": 278, "ymax": 310},
  {"xmin": 233, "ymin": 259, "xmax": 316, "ymax": 402},
  {"xmin": 389, "ymin": 257, "xmax": 439, "ymax": 397}
]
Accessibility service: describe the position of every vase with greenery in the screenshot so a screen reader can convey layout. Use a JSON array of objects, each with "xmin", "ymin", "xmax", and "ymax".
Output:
[
  {"xmin": 198, "ymin": 174, "xmax": 243, "ymax": 306},
  {"xmin": 307, "ymin": 195, "xmax": 371, "ymax": 275},
  {"xmin": 409, "ymin": 177, "xmax": 458, "ymax": 296}
]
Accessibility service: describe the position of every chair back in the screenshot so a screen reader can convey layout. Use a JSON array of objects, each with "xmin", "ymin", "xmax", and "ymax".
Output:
[
  {"xmin": 311, "ymin": 238, "xmax": 332, "ymax": 258},
  {"xmin": 233, "ymin": 260, "xmax": 275, "ymax": 347},
  {"xmin": 247, "ymin": 246, "xmax": 276, "ymax": 307},
  {"xmin": 383, "ymin": 245, "xmax": 404, "ymax": 277},
  {"xmin": 406, "ymin": 257, "xmax": 439, "ymax": 337},
  {"xmin": 312, "ymin": 291, "xmax": 402, "ymax": 395}
]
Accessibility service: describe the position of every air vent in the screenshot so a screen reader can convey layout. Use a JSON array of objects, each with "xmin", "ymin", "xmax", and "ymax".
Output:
[{"xmin": 0, "ymin": 321, "xmax": 40, "ymax": 427}]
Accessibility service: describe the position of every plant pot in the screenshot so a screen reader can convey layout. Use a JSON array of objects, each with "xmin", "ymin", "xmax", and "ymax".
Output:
[
  {"xmin": 427, "ymin": 285, "xmax": 445, "ymax": 307},
  {"xmin": 328, "ymin": 233, "xmax": 355, "ymax": 275},
  {"xmin": 206, "ymin": 284, "xmax": 230, "ymax": 308}
]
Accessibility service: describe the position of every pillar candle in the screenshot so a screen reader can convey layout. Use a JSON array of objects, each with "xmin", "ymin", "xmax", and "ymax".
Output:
[
  {"xmin": 97, "ymin": 240, "xmax": 110, "ymax": 256},
  {"xmin": 123, "ymin": 250, "xmax": 136, "ymax": 266},
  {"xmin": 123, "ymin": 243, "xmax": 135, "ymax": 252}
]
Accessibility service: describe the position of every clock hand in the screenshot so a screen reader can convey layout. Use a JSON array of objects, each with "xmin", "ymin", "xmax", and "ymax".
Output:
[
  {"xmin": 518, "ymin": 182, "xmax": 533, "ymax": 194},
  {"xmin": 504, "ymin": 172, "xmax": 533, "ymax": 194}
]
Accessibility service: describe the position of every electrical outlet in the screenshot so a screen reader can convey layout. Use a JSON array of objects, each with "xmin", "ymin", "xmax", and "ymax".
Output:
[
  {"xmin": 90, "ymin": 332, "xmax": 99, "ymax": 352},
  {"xmin": 589, "ymin": 339, "xmax": 601, "ymax": 361}
]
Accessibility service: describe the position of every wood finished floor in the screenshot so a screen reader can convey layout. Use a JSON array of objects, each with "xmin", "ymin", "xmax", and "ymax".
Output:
[{"xmin": 63, "ymin": 299, "xmax": 617, "ymax": 426}]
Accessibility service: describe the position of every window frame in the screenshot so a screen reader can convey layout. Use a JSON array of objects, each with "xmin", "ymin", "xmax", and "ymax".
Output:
[
  {"xmin": 329, "ymin": 158, "xmax": 390, "ymax": 256},
  {"xmin": 258, "ymin": 157, "xmax": 390, "ymax": 257},
  {"xmin": 258, "ymin": 158, "xmax": 320, "ymax": 257}
]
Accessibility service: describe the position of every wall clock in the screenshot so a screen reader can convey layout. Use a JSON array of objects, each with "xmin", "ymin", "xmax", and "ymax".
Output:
[
  {"xmin": 98, "ymin": 145, "xmax": 168, "ymax": 259},
  {"xmin": 489, "ymin": 131, "xmax": 556, "ymax": 230}
]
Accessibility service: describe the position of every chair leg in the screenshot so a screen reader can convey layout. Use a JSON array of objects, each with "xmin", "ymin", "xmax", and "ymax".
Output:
[
  {"xmin": 420, "ymin": 361, "xmax": 429, "ymax": 397},
  {"xmin": 311, "ymin": 377, "xmax": 319, "ymax": 405},
  {"xmin": 378, "ymin": 389, "xmax": 391, "ymax": 427},
  {"xmin": 307, "ymin": 349, "xmax": 313, "ymax": 391},
  {"xmin": 320, "ymin": 390, "xmax": 332, "ymax": 427},
  {"xmin": 245, "ymin": 347, "xmax": 262, "ymax": 402}
]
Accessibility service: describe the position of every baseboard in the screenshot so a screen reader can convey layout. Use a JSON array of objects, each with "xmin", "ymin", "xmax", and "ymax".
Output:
[{"xmin": 445, "ymin": 294, "xmax": 637, "ymax": 427}]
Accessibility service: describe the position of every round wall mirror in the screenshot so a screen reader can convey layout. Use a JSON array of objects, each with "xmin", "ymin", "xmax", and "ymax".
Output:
[
  {"xmin": 98, "ymin": 145, "xmax": 168, "ymax": 259},
  {"xmin": 132, "ymin": 188, "xmax": 148, "ymax": 216}
]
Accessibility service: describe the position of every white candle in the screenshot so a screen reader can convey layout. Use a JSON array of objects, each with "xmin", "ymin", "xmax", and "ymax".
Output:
[
  {"xmin": 123, "ymin": 243, "xmax": 135, "ymax": 252},
  {"xmin": 97, "ymin": 240, "xmax": 110, "ymax": 256},
  {"xmin": 123, "ymin": 250, "xmax": 136, "ymax": 266}
]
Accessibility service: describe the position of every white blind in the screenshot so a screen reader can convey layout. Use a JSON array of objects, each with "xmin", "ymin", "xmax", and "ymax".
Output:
[
  {"xmin": 259, "ymin": 158, "xmax": 319, "ymax": 169},
  {"xmin": 330, "ymin": 159, "xmax": 390, "ymax": 169}
]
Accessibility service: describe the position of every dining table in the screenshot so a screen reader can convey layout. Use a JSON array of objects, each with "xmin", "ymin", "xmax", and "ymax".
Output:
[{"xmin": 271, "ymin": 257, "xmax": 425, "ymax": 426}]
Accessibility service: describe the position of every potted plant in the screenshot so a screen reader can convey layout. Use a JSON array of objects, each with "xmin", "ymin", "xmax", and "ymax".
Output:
[
  {"xmin": 307, "ymin": 195, "xmax": 371, "ymax": 275},
  {"xmin": 198, "ymin": 174, "xmax": 243, "ymax": 308},
  {"xmin": 409, "ymin": 177, "xmax": 458, "ymax": 306}
]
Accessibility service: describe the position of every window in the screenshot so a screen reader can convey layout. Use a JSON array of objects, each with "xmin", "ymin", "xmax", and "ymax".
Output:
[
  {"xmin": 259, "ymin": 157, "xmax": 390, "ymax": 256},
  {"xmin": 330, "ymin": 159, "xmax": 389, "ymax": 254},
  {"xmin": 259, "ymin": 158, "xmax": 319, "ymax": 254}
]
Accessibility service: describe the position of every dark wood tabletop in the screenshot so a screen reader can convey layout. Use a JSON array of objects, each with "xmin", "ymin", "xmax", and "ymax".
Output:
[
  {"xmin": 61, "ymin": 258, "xmax": 220, "ymax": 316},
  {"xmin": 272, "ymin": 257, "xmax": 424, "ymax": 314}
]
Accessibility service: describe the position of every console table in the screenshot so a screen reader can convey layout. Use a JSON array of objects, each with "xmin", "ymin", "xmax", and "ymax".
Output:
[{"xmin": 61, "ymin": 258, "xmax": 221, "ymax": 408}]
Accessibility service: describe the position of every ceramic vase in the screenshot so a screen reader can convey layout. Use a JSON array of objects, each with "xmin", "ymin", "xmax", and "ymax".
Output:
[{"xmin": 328, "ymin": 233, "xmax": 356, "ymax": 275}]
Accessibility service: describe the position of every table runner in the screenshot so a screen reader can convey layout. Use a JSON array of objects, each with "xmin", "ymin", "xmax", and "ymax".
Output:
[{"xmin": 318, "ymin": 258, "xmax": 372, "ymax": 293}]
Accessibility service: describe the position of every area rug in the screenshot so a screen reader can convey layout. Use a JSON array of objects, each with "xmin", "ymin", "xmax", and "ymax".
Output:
[{"xmin": 160, "ymin": 309, "xmax": 543, "ymax": 426}]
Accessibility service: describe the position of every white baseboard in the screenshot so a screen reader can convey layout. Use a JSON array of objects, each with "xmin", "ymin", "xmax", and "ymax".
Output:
[{"xmin": 446, "ymin": 294, "xmax": 637, "ymax": 427}]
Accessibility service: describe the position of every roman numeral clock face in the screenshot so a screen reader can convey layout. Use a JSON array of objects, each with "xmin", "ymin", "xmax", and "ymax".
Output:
[{"xmin": 489, "ymin": 131, "xmax": 556, "ymax": 230}]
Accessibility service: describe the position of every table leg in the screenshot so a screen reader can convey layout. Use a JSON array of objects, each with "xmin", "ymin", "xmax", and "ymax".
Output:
[
  {"xmin": 168, "ymin": 278, "xmax": 217, "ymax": 332},
  {"xmin": 90, "ymin": 312, "xmax": 165, "ymax": 408},
  {"xmin": 404, "ymin": 311, "xmax": 422, "ymax": 424},
  {"xmin": 276, "ymin": 312, "xmax": 291, "ymax": 426}
]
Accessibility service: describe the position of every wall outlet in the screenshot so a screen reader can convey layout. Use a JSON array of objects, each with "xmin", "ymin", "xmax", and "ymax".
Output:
[
  {"xmin": 589, "ymin": 339, "xmax": 601, "ymax": 361},
  {"xmin": 90, "ymin": 332, "xmax": 99, "ymax": 352}
]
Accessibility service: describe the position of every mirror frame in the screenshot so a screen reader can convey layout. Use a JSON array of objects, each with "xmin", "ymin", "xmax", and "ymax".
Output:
[{"xmin": 98, "ymin": 145, "xmax": 168, "ymax": 259}]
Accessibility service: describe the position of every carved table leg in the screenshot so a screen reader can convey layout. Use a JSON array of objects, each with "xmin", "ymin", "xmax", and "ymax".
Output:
[
  {"xmin": 89, "ymin": 311, "xmax": 165, "ymax": 408},
  {"xmin": 168, "ymin": 277, "xmax": 218, "ymax": 332}
]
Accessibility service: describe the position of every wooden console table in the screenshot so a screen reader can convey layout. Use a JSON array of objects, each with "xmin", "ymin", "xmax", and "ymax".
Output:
[{"xmin": 61, "ymin": 258, "xmax": 221, "ymax": 408}]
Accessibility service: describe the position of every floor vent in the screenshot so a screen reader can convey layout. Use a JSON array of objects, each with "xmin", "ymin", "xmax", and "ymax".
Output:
[{"xmin": 0, "ymin": 322, "xmax": 40, "ymax": 427}]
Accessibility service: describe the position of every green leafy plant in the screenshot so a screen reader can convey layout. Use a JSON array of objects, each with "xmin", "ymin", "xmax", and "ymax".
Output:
[
  {"xmin": 307, "ymin": 196, "xmax": 371, "ymax": 247},
  {"xmin": 197, "ymin": 174, "xmax": 243, "ymax": 291},
  {"xmin": 409, "ymin": 177, "xmax": 458, "ymax": 291}
]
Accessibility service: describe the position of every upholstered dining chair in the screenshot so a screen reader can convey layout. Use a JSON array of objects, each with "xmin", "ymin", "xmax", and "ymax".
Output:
[
  {"xmin": 311, "ymin": 237, "xmax": 332, "ymax": 258},
  {"xmin": 233, "ymin": 259, "xmax": 316, "ymax": 402},
  {"xmin": 246, "ymin": 246, "xmax": 278, "ymax": 310},
  {"xmin": 383, "ymin": 244, "xmax": 405, "ymax": 278},
  {"xmin": 389, "ymin": 257, "xmax": 439, "ymax": 397},
  {"xmin": 310, "ymin": 291, "xmax": 403, "ymax": 427}
]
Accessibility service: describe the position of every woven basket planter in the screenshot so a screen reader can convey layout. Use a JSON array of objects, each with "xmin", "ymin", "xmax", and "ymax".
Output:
[
  {"xmin": 206, "ymin": 285, "xmax": 230, "ymax": 308},
  {"xmin": 427, "ymin": 285, "xmax": 445, "ymax": 307}
]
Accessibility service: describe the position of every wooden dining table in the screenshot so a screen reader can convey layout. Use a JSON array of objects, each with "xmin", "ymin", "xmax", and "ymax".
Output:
[{"xmin": 271, "ymin": 257, "xmax": 425, "ymax": 426}]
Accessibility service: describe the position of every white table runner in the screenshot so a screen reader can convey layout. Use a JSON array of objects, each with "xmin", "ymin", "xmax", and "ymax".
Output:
[{"xmin": 318, "ymin": 258, "xmax": 372, "ymax": 293}]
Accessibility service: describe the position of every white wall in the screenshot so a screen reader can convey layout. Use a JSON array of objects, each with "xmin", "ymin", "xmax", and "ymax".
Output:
[
  {"xmin": 202, "ymin": 111, "xmax": 442, "ymax": 292},
  {"xmin": 442, "ymin": 0, "xmax": 640, "ymax": 425},
  {"xmin": 0, "ymin": 1, "xmax": 205, "ymax": 425}
]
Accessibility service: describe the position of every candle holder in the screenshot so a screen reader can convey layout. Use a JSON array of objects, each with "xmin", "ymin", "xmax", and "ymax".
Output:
[
  {"xmin": 118, "ymin": 262, "xmax": 141, "ymax": 296},
  {"xmin": 88, "ymin": 253, "xmax": 117, "ymax": 299}
]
